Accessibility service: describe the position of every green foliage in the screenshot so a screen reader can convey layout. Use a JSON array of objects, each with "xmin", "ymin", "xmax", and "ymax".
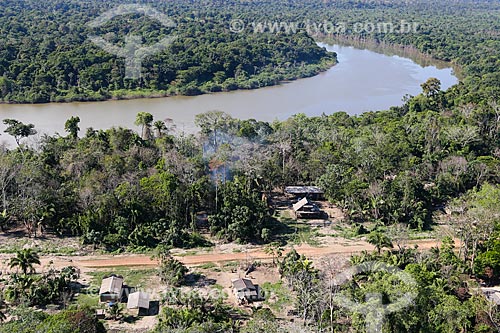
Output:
[
  {"xmin": 135, "ymin": 112, "xmax": 154, "ymax": 140},
  {"xmin": 4, "ymin": 266, "xmax": 78, "ymax": 307},
  {"xmin": 155, "ymin": 290, "xmax": 238, "ymax": 332},
  {"xmin": 209, "ymin": 177, "xmax": 269, "ymax": 243},
  {"xmin": 0, "ymin": 0, "xmax": 335, "ymax": 103},
  {"xmin": 3, "ymin": 119, "xmax": 36, "ymax": 147},
  {"xmin": 0, "ymin": 307, "xmax": 105, "ymax": 333},
  {"xmin": 366, "ymin": 231, "xmax": 393, "ymax": 254},
  {"xmin": 158, "ymin": 256, "xmax": 189, "ymax": 287},
  {"xmin": 9, "ymin": 249, "xmax": 40, "ymax": 275},
  {"xmin": 278, "ymin": 249, "xmax": 317, "ymax": 282},
  {"xmin": 64, "ymin": 116, "xmax": 80, "ymax": 140},
  {"xmin": 1, "ymin": 1, "xmax": 500, "ymax": 330},
  {"xmin": 338, "ymin": 251, "xmax": 492, "ymax": 332}
]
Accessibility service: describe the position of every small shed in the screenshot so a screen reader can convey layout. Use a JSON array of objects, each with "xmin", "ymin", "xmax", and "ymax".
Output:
[
  {"xmin": 99, "ymin": 276, "xmax": 124, "ymax": 303},
  {"xmin": 292, "ymin": 197, "xmax": 322, "ymax": 219},
  {"xmin": 232, "ymin": 278, "xmax": 262, "ymax": 304},
  {"xmin": 285, "ymin": 186, "xmax": 324, "ymax": 200},
  {"xmin": 127, "ymin": 291, "xmax": 150, "ymax": 316}
]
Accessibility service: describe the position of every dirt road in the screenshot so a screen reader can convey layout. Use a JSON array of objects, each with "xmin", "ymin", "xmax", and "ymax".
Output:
[
  {"xmin": 79, "ymin": 238, "xmax": 449, "ymax": 267},
  {"xmin": 0, "ymin": 237, "xmax": 450, "ymax": 274}
]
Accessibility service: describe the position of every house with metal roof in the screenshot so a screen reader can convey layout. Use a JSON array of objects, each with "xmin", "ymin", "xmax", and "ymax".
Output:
[
  {"xmin": 127, "ymin": 291, "xmax": 150, "ymax": 316},
  {"xmin": 292, "ymin": 197, "xmax": 323, "ymax": 219},
  {"xmin": 231, "ymin": 278, "xmax": 263, "ymax": 304},
  {"xmin": 99, "ymin": 275, "xmax": 124, "ymax": 303},
  {"xmin": 285, "ymin": 186, "xmax": 324, "ymax": 200}
]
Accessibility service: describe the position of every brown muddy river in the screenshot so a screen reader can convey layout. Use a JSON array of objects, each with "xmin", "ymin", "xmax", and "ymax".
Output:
[{"xmin": 0, "ymin": 43, "xmax": 458, "ymax": 145}]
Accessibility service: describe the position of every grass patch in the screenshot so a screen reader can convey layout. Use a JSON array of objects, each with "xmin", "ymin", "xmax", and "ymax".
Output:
[
  {"xmin": 196, "ymin": 262, "xmax": 218, "ymax": 270},
  {"xmin": 75, "ymin": 293, "xmax": 99, "ymax": 308},
  {"xmin": 75, "ymin": 268, "xmax": 156, "ymax": 309},
  {"xmin": 407, "ymin": 231, "xmax": 436, "ymax": 240},
  {"xmin": 386, "ymin": 224, "xmax": 437, "ymax": 241},
  {"xmin": 88, "ymin": 268, "xmax": 156, "ymax": 289},
  {"xmin": 261, "ymin": 281, "xmax": 293, "ymax": 314},
  {"xmin": 286, "ymin": 223, "xmax": 321, "ymax": 247},
  {"xmin": 331, "ymin": 223, "xmax": 368, "ymax": 239},
  {"xmin": 222, "ymin": 261, "xmax": 239, "ymax": 271},
  {"xmin": 269, "ymin": 210, "xmax": 324, "ymax": 246},
  {"xmin": 174, "ymin": 250, "xmax": 199, "ymax": 257},
  {"xmin": 279, "ymin": 210, "xmax": 294, "ymax": 221},
  {"xmin": 211, "ymin": 284, "xmax": 228, "ymax": 299},
  {"xmin": 0, "ymin": 238, "xmax": 79, "ymax": 255}
]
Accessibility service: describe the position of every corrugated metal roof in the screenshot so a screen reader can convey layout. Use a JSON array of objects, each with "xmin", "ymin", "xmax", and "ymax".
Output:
[
  {"xmin": 127, "ymin": 291, "xmax": 150, "ymax": 309},
  {"xmin": 293, "ymin": 197, "xmax": 309, "ymax": 211},
  {"xmin": 285, "ymin": 186, "xmax": 324, "ymax": 194},
  {"xmin": 99, "ymin": 276, "xmax": 124, "ymax": 295},
  {"xmin": 232, "ymin": 278, "xmax": 256, "ymax": 291}
]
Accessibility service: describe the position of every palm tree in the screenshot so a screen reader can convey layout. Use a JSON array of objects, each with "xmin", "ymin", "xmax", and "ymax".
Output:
[
  {"xmin": 134, "ymin": 112, "xmax": 153, "ymax": 140},
  {"xmin": 367, "ymin": 231, "xmax": 393, "ymax": 254},
  {"xmin": 153, "ymin": 120, "xmax": 167, "ymax": 138},
  {"xmin": 9, "ymin": 249, "xmax": 41, "ymax": 275}
]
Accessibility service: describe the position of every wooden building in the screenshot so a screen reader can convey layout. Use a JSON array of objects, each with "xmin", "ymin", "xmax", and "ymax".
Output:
[{"xmin": 292, "ymin": 197, "xmax": 323, "ymax": 219}]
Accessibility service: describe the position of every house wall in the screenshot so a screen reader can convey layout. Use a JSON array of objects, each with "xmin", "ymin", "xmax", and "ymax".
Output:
[{"xmin": 100, "ymin": 293, "xmax": 120, "ymax": 303}]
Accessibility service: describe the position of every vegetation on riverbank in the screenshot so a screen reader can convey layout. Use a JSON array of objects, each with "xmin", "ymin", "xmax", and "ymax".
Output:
[
  {"xmin": 0, "ymin": 0, "xmax": 336, "ymax": 104},
  {"xmin": 1, "ymin": 0, "xmax": 500, "ymax": 332}
]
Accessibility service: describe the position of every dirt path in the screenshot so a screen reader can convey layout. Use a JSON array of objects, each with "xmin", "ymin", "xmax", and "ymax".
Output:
[
  {"xmin": 78, "ymin": 238, "xmax": 449, "ymax": 267},
  {"xmin": 0, "ymin": 237, "xmax": 450, "ymax": 274}
]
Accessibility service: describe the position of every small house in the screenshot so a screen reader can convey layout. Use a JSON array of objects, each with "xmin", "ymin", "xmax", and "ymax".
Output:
[
  {"xmin": 292, "ymin": 197, "xmax": 323, "ymax": 219},
  {"xmin": 99, "ymin": 276, "xmax": 124, "ymax": 303},
  {"xmin": 285, "ymin": 186, "xmax": 324, "ymax": 200},
  {"xmin": 127, "ymin": 291, "xmax": 150, "ymax": 316},
  {"xmin": 232, "ymin": 278, "xmax": 262, "ymax": 304}
]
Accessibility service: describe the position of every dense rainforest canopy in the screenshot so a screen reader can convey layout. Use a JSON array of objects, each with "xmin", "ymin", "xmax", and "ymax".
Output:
[
  {"xmin": 1, "ymin": 0, "xmax": 500, "ymax": 332},
  {"xmin": 0, "ymin": 0, "xmax": 499, "ymax": 103},
  {"xmin": 0, "ymin": 0, "xmax": 336, "ymax": 103}
]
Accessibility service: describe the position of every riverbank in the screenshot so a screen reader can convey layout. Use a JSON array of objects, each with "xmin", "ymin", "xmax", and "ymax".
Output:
[
  {"xmin": 0, "ymin": 43, "xmax": 458, "ymax": 147},
  {"xmin": 316, "ymin": 35, "xmax": 463, "ymax": 80},
  {"xmin": 0, "ymin": 57, "xmax": 337, "ymax": 105}
]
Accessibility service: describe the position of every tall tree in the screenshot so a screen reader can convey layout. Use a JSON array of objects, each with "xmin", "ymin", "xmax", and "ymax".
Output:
[
  {"xmin": 421, "ymin": 77, "xmax": 441, "ymax": 98},
  {"xmin": 64, "ymin": 116, "xmax": 80, "ymax": 139},
  {"xmin": 153, "ymin": 120, "xmax": 167, "ymax": 138},
  {"xmin": 195, "ymin": 111, "xmax": 233, "ymax": 151},
  {"xmin": 134, "ymin": 112, "xmax": 154, "ymax": 140},
  {"xmin": 3, "ymin": 119, "xmax": 36, "ymax": 148}
]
